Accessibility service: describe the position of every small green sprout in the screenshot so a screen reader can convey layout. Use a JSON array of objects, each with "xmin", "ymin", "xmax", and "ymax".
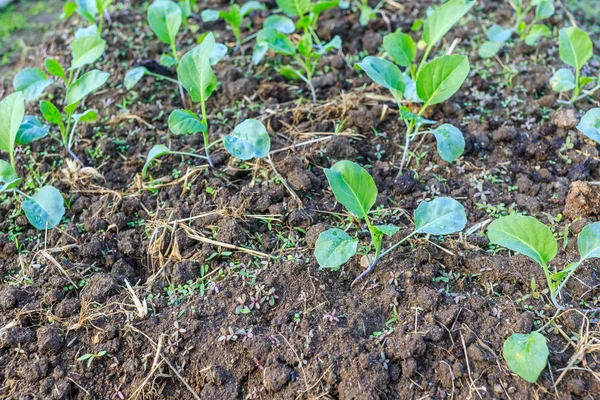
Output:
[
  {"xmin": 62, "ymin": 0, "xmax": 115, "ymax": 37},
  {"xmin": 201, "ymin": 1, "xmax": 266, "ymax": 48},
  {"xmin": 77, "ymin": 350, "xmax": 109, "ymax": 368}
]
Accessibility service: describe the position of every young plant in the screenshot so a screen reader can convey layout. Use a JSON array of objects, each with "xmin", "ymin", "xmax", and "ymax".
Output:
[
  {"xmin": 314, "ymin": 160, "xmax": 466, "ymax": 285},
  {"xmin": 62, "ymin": 0, "xmax": 115, "ymax": 37},
  {"xmin": 488, "ymin": 214, "xmax": 600, "ymax": 383},
  {"xmin": 550, "ymin": 27, "xmax": 598, "ymax": 104},
  {"xmin": 0, "ymin": 92, "xmax": 65, "ymax": 230},
  {"xmin": 478, "ymin": 0, "xmax": 554, "ymax": 59},
  {"xmin": 12, "ymin": 35, "xmax": 109, "ymax": 163},
  {"xmin": 355, "ymin": 0, "xmax": 473, "ymax": 173},
  {"xmin": 347, "ymin": 0, "xmax": 377, "ymax": 26},
  {"xmin": 576, "ymin": 108, "xmax": 600, "ymax": 146},
  {"xmin": 201, "ymin": 1, "xmax": 266, "ymax": 48}
]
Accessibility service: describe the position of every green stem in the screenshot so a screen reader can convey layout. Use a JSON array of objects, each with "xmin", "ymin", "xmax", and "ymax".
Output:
[
  {"xmin": 9, "ymin": 150, "xmax": 15, "ymax": 170},
  {"xmin": 571, "ymin": 69, "xmax": 582, "ymax": 103},
  {"xmin": 207, "ymin": 138, "xmax": 224, "ymax": 150},
  {"xmin": 536, "ymin": 308, "xmax": 562, "ymax": 333},
  {"xmin": 379, "ymin": 229, "xmax": 419, "ymax": 259},
  {"xmin": 170, "ymin": 40, "xmax": 179, "ymax": 62},
  {"xmin": 98, "ymin": 16, "xmax": 103, "ymax": 37},
  {"xmin": 146, "ymin": 72, "xmax": 180, "ymax": 85},
  {"xmin": 200, "ymin": 101, "xmax": 213, "ymax": 167},
  {"xmin": 417, "ymin": 45, "xmax": 433, "ymax": 75},
  {"xmin": 170, "ymin": 151, "xmax": 208, "ymax": 160}
]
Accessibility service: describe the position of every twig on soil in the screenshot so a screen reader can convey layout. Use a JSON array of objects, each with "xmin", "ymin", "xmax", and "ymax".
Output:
[
  {"xmin": 279, "ymin": 333, "xmax": 310, "ymax": 395},
  {"xmin": 266, "ymin": 154, "xmax": 304, "ymax": 209},
  {"xmin": 106, "ymin": 114, "xmax": 155, "ymax": 129},
  {"xmin": 39, "ymin": 250, "xmax": 80, "ymax": 295},
  {"xmin": 459, "ymin": 330, "xmax": 485, "ymax": 400},
  {"xmin": 130, "ymin": 335, "xmax": 165, "ymax": 400},
  {"xmin": 181, "ymin": 224, "xmax": 272, "ymax": 259}
]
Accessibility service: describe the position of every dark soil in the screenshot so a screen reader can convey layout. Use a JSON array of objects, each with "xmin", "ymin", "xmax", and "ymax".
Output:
[{"xmin": 1, "ymin": 0, "xmax": 600, "ymax": 399}]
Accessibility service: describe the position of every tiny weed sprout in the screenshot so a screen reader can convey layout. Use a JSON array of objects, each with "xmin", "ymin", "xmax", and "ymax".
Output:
[
  {"xmin": 355, "ymin": 0, "xmax": 473, "ymax": 173},
  {"xmin": 62, "ymin": 0, "xmax": 115, "ymax": 37},
  {"xmin": 314, "ymin": 160, "xmax": 466, "ymax": 285},
  {"xmin": 253, "ymin": 0, "xmax": 344, "ymax": 103},
  {"xmin": 12, "ymin": 33, "xmax": 110, "ymax": 163},
  {"xmin": 478, "ymin": 0, "xmax": 554, "ymax": 59},
  {"xmin": 0, "ymin": 93, "xmax": 65, "ymax": 230},
  {"xmin": 201, "ymin": 1, "xmax": 266, "ymax": 48},
  {"xmin": 550, "ymin": 27, "xmax": 598, "ymax": 104},
  {"xmin": 488, "ymin": 214, "xmax": 600, "ymax": 383},
  {"xmin": 344, "ymin": 0, "xmax": 377, "ymax": 26}
]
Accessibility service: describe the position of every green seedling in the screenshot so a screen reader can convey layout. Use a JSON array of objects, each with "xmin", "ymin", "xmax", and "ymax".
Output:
[
  {"xmin": 314, "ymin": 160, "xmax": 467, "ymax": 285},
  {"xmin": 478, "ymin": 0, "xmax": 554, "ymax": 59},
  {"xmin": 12, "ymin": 35, "xmax": 109, "ymax": 164},
  {"xmin": 550, "ymin": 27, "xmax": 598, "ymax": 104},
  {"xmin": 0, "ymin": 92, "xmax": 65, "ymax": 230},
  {"xmin": 77, "ymin": 350, "xmax": 109, "ymax": 368},
  {"xmin": 355, "ymin": 0, "xmax": 473, "ymax": 173},
  {"xmin": 252, "ymin": 0, "xmax": 344, "ymax": 103},
  {"xmin": 62, "ymin": 0, "xmax": 115, "ymax": 37},
  {"xmin": 345, "ymin": 0, "xmax": 378, "ymax": 26},
  {"xmin": 488, "ymin": 214, "xmax": 600, "ymax": 383},
  {"xmin": 201, "ymin": 1, "xmax": 266, "ymax": 48}
]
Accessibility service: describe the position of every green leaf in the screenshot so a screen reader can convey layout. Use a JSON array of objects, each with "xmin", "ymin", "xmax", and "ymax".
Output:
[
  {"xmin": 62, "ymin": 2, "xmax": 78, "ymax": 19},
  {"xmin": 383, "ymin": 31, "xmax": 416, "ymax": 67},
  {"xmin": 16, "ymin": 116, "xmax": 49, "ymax": 145},
  {"xmin": 535, "ymin": 0, "xmax": 554, "ymax": 20},
  {"xmin": 503, "ymin": 332, "xmax": 548, "ymax": 383},
  {"xmin": 313, "ymin": 0, "xmax": 339, "ymax": 15},
  {"xmin": 355, "ymin": 56, "xmax": 404, "ymax": 98},
  {"xmin": 159, "ymin": 54, "xmax": 178, "ymax": 67},
  {"xmin": 478, "ymin": 41, "xmax": 503, "ymax": 59},
  {"xmin": 70, "ymin": 35, "xmax": 106, "ymax": 70},
  {"xmin": 276, "ymin": 0, "xmax": 311, "ymax": 16},
  {"xmin": 578, "ymin": 222, "xmax": 600, "ymax": 261},
  {"xmin": 124, "ymin": 67, "xmax": 148, "ymax": 90},
  {"xmin": 72, "ymin": 109, "xmax": 98, "ymax": 124},
  {"xmin": 168, "ymin": 109, "xmax": 206, "ymax": 135},
  {"xmin": 0, "ymin": 160, "xmax": 22, "ymax": 193},
  {"xmin": 374, "ymin": 225, "xmax": 400, "ymax": 236},
  {"xmin": 358, "ymin": 3, "xmax": 376, "ymax": 26},
  {"xmin": 431, "ymin": 123, "xmax": 465, "ymax": 162},
  {"xmin": 148, "ymin": 0, "xmax": 182, "ymax": 45},
  {"xmin": 414, "ymin": 197, "xmax": 466, "ymax": 235},
  {"xmin": 323, "ymin": 160, "xmax": 377, "ymax": 220},
  {"xmin": 221, "ymin": 6, "xmax": 242, "ymax": 31},
  {"xmin": 559, "ymin": 27, "xmax": 593, "ymax": 72},
  {"xmin": 200, "ymin": 9, "xmax": 220, "ymax": 22},
  {"xmin": 0, "ymin": 92, "xmax": 24, "ymax": 160},
  {"xmin": 210, "ymin": 43, "xmax": 228, "ymax": 65},
  {"xmin": 577, "ymin": 108, "xmax": 600, "ymax": 144},
  {"xmin": 66, "ymin": 69, "xmax": 110, "ymax": 107},
  {"xmin": 74, "ymin": 24, "xmax": 99, "ymax": 38},
  {"xmin": 21, "ymin": 185, "xmax": 65, "ymax": 230},
  {"xmin": 177, "ymin": 33, "xmax": 217, "ymax": 103},
  {"xmin": 224, "ymin": 119, "xmax": 271, "ymax": 160},
  {"xmin": 487, "ymin": 24, "xmax": 512, "ymax": 42},
  {"xmin": 298, "ymin": 32, "xmax": 313, "ymax": 58},
  {"xmin": 40, "ymin": 101, "xmax": 63, "ymax": 125},
  {"xmin": 549, "ymin": 68, "xmax": 575, "ymax": 92},
  {"xmin": 77, "ymin": 353, "xmax": 94, "ymax": 361},
  {"xmin": 252, "ymin": 43, "xmax": 269, "ymax": 65},
  {"xmin": 423, "ymin": 0, "xmax": 475, "ymax": 46},
  {"xmin": 142, "ymin": 144, "xmax": 173, "ymax": 177},
  {"xmin": 240, "ymin": 1, "xmax": 266, "ymax": 16},
  {"xmin": 279, "ymin": 65, "xmax": 302, "ymax": 80},
  {"xmin": 256, "ymin": 28, "xmax": 296, "ymax": 56},
  {"xmin": 13, "ymin": 68, "xmax": 53, "ymax": 101},
  {"xmin": 417, "ymin": 55, "xmax": 470, "ymax": 106},
  {"xmin": 525, "ymin": 24, "xmax": 550, "ymax": 46},
  {"xmin": 488, "ymin": 214, "xmax": 557, "ymax": 266},
  {"xmin": 314, "ymin": 228, "xmax": 358, "ymax": 269},
  {"xmin": 263, "ymin": 15, "xmax": 295, "ymax": 34},
  {"xmin": 76, "ymin": 0, "xmax": 98, "ymax": 20},
  {"xmin": 45, "ymin": 59, "xmax": 66, "ymax": 81}
]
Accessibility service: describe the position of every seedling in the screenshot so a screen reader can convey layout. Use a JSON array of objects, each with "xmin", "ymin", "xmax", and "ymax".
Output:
[
  {"xmin": 550, "ymin": 27, "xmax": 598, "ymax": 104},
  {"xmin": 478, "ymin": 0, "xmax": 554, "ymax": 59},
  {"xmin": 576, "ymin": 108, "xmax": 600, "ymax": 146},
  {"xmin": 355, "ymin": 0, "xmax": 473, "ymax": 173},
  {"xmin": 201, "ymin": 1, "xmax": 266, "ymax": 48},
  {"xmin": 62, "ymin": 0, "xmax": 115, "ymax": 37},
  {"xmin": 314, "ymin": 160, "xmax": 467, "ymax": 285},
  {"xmin": 77, "ymin": 350, "xmax": 109, "ymax": 368},
  {"xmin": 488, "ymin": 214, "xmax": 600, "ymax": 383},
  {"xmin": 347, "ymin": 0, "xmax": 378, "ymax": 26},
  {"xmin": 0, "ymin": 92, "xmax": 66, "ymax": 230}
]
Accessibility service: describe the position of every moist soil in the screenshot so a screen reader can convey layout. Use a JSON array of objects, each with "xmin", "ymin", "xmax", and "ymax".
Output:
[{"xmin": 1, "ymin": 0, "xmax": 600, "ymax": 399}]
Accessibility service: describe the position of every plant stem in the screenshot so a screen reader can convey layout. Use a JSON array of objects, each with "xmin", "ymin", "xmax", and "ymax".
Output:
[
  {"xmin": 200, "ymin": 101, "xmax": 214, "ymax": 168},
  {"xmin": 170, "ymin": 40, "xmax": 179, "ymax": 62},
  {"xmin": 417, "ymin": 45, "xmax": 433, "ymax": 74},
  {"xmin": 9, "ymin": 150, "xmax": 15, "ymax": 170},
  {"xmin": 398, "ymin": 123, "xmax": 412, "ymax": 174},
  {"xmin": 571, "ymin": 69, "xmax": 581, "ymax": 103}
]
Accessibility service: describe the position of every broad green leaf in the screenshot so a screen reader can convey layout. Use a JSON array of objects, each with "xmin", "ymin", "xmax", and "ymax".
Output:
[
  {"xmin": 503, "ymin": 332, "xmax": 548, "ymax": 383},
  {"xmin": 72, "ymin": 109, "xmax": 98, "ymax": 124},
  {"xmin": 178, "ymin": 33, "xmax": 217, "ymax": 103},
  {"xmin": 148, "ymin": 0, "xmax": 182, "ymax": 45},
  {"xmin": 423, "ymin": 0, "xmax": 475, "ymax": 46},
  {"xmin": 62, "ymin": 2, "xmax": 78, "ymax": 19},
  {"xmin": 524, "ymin": 24, "xmax": 550, "ymax": 46},
  {"xmin": 70, "ymin": 35, "xmax": 106, "ymax": 70},
  {"xmin": 22, "ymin": 186, "xmax": 65, "ymax": 230},
  {"xmin": 224, "ymin": 119, "xmax": 271, "ymax": 160},
  {"xmin": 383, "ymin": 31, "xmax": 416, "ymax": 67},
  {"xmin": 431, "ymin": 123, "xmax": 465, "ymax": 162},
  {"xmin": 549, "ymin": 68, "xmax": 575, "ymax": 92},
  {"xmin": 264, "ymin": 15, "xmax": 295, "ymax": 34},
  {"xmin": 279, "ymin": 65, "xmax": 302, "ymax": 80},
  {"xmin": 142, "ymin": 144, "xmax": 173, "ymax": 177},
  {"xmin": 0, "ymin": 160, "xmax": 22, "ymax": 192},
  {"xmin": 478, "ymin": 41, "xmax": 503, "ymax": 59},
  {"xmin": 578, "ymin": 222, "xmax": 600, "ymax": 261},
  {"xmin": 200, "ymin": 9, "xmax": 220, "ymax": 22},
  {"xmin": 488, "ymin": 214, "xmax": 557, "ymax": 266},
  {"xmin": 318, "ymin": 35, "xmax": 341, "ymax": 55},
  {"xmin": 240, "ymin": 1, "xmax": 266, "ymax": 16},
  {"xmin": 374, "ymin": 225, "xmax": 400, "ymax": 236},
  {"xmin": 210, "ymin": 43, "xmax": 228, "ymax": 65},
  {"xmin": 76, "ymin": 0, "xmax": 98, "ymax": 20},
  {"xmin": 13, "ymin": 68, "xmax": 53, "ymax": 101},
  {"xmin": 276, "ymin": 0, "xmax": 311, "ymax": 16},
  {"xmin": 124, "ymin": 67, "xmax": 148, "ymax": 90},
  {"xmin": 74, "ymin": 24, "xmax": 99, "ymax": 38},
  {"xmin": 559, "ymin": 27, "xmax": 593, "ymax": 71},
  {"xmin": 40, "ymin": 101, "xmax": 63, "ymax": 125},
  {"xmin": 535, "ymin": 0, "xmax": 554, "ymax": 20},
  {"xmin": 417, "ymin": 55, "xmax": 470, "ymax": 106},
  {"xmin": 168, "ymin": 109, "xmax": 206, "ymax": 135},
  {"xmin": 0, "ymin": 92, "xmax": 24, "ymax": 158},
  {"xmin": 414, "ymin": 197, "xmax": 466, "ymax": 235},
  {"xmin": 159, "ymin": 54, "xmax": 178, "ymax": 67},
  {"xmin": 16, "ymin": 116, "xmax": 49, "ymax": 145},
  {"xmin": 257, "ymin": 28, "xmax": 296, "ymax": 56},
  {"xmin": 487, "ymin": 24, "xmax": 512, "ymax": 42},
  {"xmin": 314, "ymin": 228, "xmax": 358, "ymax": 269},
  {"xmin": 577, "ymin": 108, "xmax": 600, "ymax": 144},
  {"xmin": 66, "ymin": 70, "xmax": 110, "ymax": 106},
  {"xmin": 178, "ymin": 0, "xmax": 191, "ymax": 21},
  {"xmin": 252, "ymin": 42, "xmax": 269, "ymax": 65},
  {"xmin": 313, "ymin": 0, "xmax": 338, "ymax": 15},
  {"xmin": 324, "ymin": 160, "xmax": 377, "ymax": 220},
  {"xmin": 45, "ymin": 59, "xmax": 66, "ymax": 81},
  {"xmin": 355, "ymin": 56, "xmax": 404, "ymax": 98}
]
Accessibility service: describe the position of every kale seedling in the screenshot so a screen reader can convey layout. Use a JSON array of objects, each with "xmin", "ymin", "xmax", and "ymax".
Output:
[
  {"xmin": 62, "ymin": 0, "xmax": 115, "ymax": 37},
  {"xmin": 355, "ymin": 0, "xmax": 473, "ymax": 173},
  {"xmin": 201, "ymin": 1, "xmax": 266, "ymax": 48},
  {"xmin": 488, "ymin": 214, "xmax": 600, "ymax": 383},
  {"xmin": 550, "ymin": 27, "xmax": 598, "ymax": 104},
  {"xmin": 314, "ymin": 160, "xmax": 466, "ymax": 285},
  {"xmin": 478, "ymin": 0, "xmax": 554, "ymax": 59},
  {"xmin": 0, "ymin": 92, "xmax": 65, "ymax": 230},
  {"xmin": 12, "ymin": 34, "xmax": 109, "ymax": 164}
]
